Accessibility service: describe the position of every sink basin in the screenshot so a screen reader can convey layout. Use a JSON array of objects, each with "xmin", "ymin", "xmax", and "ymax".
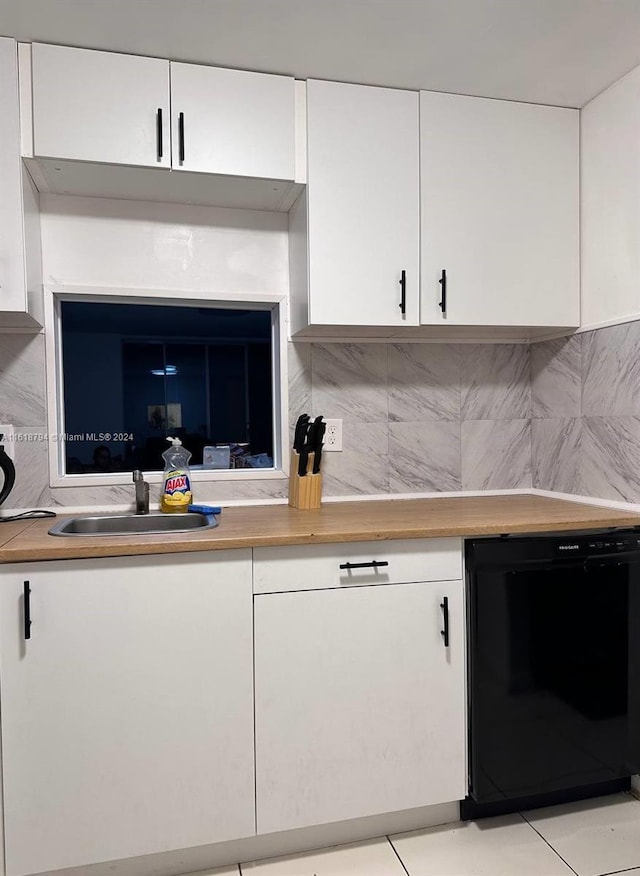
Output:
[{"xmin": 48, "ymin": 512, "xmax": 218, "ymax": 537}]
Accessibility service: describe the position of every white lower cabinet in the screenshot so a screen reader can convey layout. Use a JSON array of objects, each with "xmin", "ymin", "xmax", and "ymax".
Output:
[
  {"xmin": 0, "ymin": 551, "xmax": 255, "ymax": 876},
  {"xmin": 254, "ymin": 576, "xmax": 466, "ymax": 834},
  {"xmin": 0, "ymin": 541, "xmax": 467, "ymax": 872}
]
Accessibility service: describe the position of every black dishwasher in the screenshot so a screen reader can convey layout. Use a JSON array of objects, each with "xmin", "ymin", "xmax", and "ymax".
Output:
[{"xmin": 463, "ymin": 529, "xmax": 640, "ymax": 819}]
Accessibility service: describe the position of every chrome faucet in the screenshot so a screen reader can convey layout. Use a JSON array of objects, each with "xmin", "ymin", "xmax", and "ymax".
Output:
[{"xmin": 132, "ymin": 470, "xmax": 149, "ymax": 515}]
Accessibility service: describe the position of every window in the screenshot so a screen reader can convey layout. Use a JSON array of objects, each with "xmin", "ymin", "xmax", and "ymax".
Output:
[{"xmin": 51, "ymin": 293, "xmax": 286, "ymax": 482}]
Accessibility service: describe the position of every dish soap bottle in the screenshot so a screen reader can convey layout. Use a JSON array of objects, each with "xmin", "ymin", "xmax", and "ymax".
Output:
[{"xmin": 161, "ymin": 437, "xmax": 193, "ymax": 513}]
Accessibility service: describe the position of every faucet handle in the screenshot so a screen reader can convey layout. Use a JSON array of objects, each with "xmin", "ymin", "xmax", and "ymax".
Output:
[{"xmin": 133, "ymin": 469, "xmax": 143, "ymax": 482}]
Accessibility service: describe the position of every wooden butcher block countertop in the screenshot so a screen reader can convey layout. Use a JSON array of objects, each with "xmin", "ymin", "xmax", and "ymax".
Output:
[{"xmin": 0, "ymin": 494, "xmax": 639, "ymax": 564}]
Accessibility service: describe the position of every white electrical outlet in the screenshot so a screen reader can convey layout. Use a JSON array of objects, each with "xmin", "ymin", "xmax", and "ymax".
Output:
[
  {"xmin": 323, "ymin": 419, "xmax": 343, "ymax": 452},
  {"xmin": 0, "ymin": 425, "xmax": 15, "ymax": 461}
]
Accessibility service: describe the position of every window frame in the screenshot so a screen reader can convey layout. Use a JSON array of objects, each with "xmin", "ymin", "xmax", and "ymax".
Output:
[{"xmin": 44, "ymin": 284, "xmax": 289, "ymax": 488}]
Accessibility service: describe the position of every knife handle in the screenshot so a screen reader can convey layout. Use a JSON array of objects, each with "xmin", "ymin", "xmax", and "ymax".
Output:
[
  {"xmin": 298, "ymin": 449, "xmax": 309, "ymax": 477},
  {"xmin": 293, "ymin": 414, "xmax": 310, "ymax": 453}
]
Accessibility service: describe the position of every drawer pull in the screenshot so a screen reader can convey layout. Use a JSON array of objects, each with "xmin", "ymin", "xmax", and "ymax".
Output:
[
  {"xmin": 440, "ymin": 595, "xmax": 449, "ymax": 647},
  {"xmin": 156, "ymin": 107, "xmax": 163, "ymax": 160},
  {"xmin": 439, "ymin": 268, "xmax": 447, "ymax": 316},
  {"xmin": 178, "ymin": 111, "xmax": 185, "ymax": 163},
  {"xmin": 399, "ymin": 269, "xmax": 406, "ymax": 315},
  {"xmin": 23, "ymin": 581, "xmax": 31, "ymax": 641},
  {"xmin": 339, "ymin": 560, "xmax": 389, "ymax": 570}
]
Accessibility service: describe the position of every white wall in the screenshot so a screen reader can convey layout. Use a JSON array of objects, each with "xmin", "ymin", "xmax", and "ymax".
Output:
[{"xmin": 39, "ymin": 194, "xmax": 289, "ymax": 294}]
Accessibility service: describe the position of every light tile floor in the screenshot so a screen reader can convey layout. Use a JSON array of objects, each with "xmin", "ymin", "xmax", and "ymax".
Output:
[{"xmin": 202, "ymin": 792, "xmax": 640, "ymax": 876}]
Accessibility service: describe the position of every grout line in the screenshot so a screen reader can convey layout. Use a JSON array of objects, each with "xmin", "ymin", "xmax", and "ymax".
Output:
[
  {"xmin": 518, "ymin": 812, "xmax": 579, "ymax": 876},
  {"xmin": 386, "ymin": 835, "xmax": 411, "ymax": 876}
]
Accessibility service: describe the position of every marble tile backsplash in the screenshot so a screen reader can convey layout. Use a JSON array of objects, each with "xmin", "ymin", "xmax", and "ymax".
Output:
[
  {"xmin": 304, "ymin": 342, "xmax": 532, "ymax": 497},
  {"xmin": 531, "ymin": 319, "xmax": 640, "ymax": 503},
  {"xmin": 461, "ymin": 343, "xmax": 530, "ymax": 421},
  {"xmin": 8, "ymin": 319, "xmax": 640, "ymax": 507},
  {"xmin": 0, "ymin": 334, "xmax": 47, "ymax": 427},
  {"xmin": 0, "ymin": 334, "xmax": 535, "ymax": 507}
]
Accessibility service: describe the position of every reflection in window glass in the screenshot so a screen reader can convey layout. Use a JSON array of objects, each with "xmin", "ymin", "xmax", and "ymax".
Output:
[{"xmin": 60, "ymin": 301, "xmax": 274, "ymax": 474}]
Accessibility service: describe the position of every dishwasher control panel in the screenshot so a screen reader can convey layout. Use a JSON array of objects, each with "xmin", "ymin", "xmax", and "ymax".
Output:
[{"xmin": 467, "ymin": 528, "xmax": 640, "ymax": 568}]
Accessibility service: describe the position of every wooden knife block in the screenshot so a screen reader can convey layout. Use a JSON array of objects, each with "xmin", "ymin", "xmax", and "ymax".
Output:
[{"xmin": 289, "ymin": 450, "xmax": 322, "ymax": 510}]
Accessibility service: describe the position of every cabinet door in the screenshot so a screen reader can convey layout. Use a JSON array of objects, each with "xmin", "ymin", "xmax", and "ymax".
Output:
[
  {"xmin": 170, "ymin": 62, "xmax": 295, "ymax": 179},
  {"xmin": 306, "ymin": 80, "xmax": 420, "ymax": 326},
  {"xmin": 420, "ymin": 91, "xmax": 579, "ymax": 327},
  {"xmin": 582, "ymin": 66, "xmax": 640, "ymax": 327},
  {"xmin": 255, "ymin": 579, "xmax": 466, "ymax": 834},
  {"xmin": 31, "ymin": 43, "xmax": 170, "ymax": 168},
  {"xmin": 0, "ymin": 551, "xmax": 254, "ymax": 876},
  {"xmin": 0, "ymin": 38, "xmax": 28, "ymax": 317}
]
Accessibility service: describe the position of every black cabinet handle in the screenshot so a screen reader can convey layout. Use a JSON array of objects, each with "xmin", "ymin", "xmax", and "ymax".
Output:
[
  {"xmin": 439, "ymin": 269, "xmax": 447, "ymax": 316},
  {"xmin": 440, "ymin": 595, "xmax": 449, "ymax": 647},
  {"xmin": 23, "ymin": 581, "xmax": 31, "ymax": 641},
  {"xmin": 178, "ymin": 112, "xmax": 185, "ymax": 163},
  {"xmin": 339, "ymin": 560, "xmax": 389, "ymax": 570},
  {"xmin": 156, "ymin": 108, "xmax": 163, "ymax": 160},
  {"xmin": 399, "ymin": 269, "xmax": 406, "ymax": 316}
]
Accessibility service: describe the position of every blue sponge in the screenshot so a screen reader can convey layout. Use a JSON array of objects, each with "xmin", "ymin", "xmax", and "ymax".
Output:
[{"xmin": 188, "ymin": 504, "xmax": 222, "ymax": 515}]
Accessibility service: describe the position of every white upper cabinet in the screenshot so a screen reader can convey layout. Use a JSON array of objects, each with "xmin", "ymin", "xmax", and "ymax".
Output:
[
  {"xmin": 420, "ymin": 91, "xmax": 579, "ymax": 328},
  {"xmin": 170, "ymin": 62, "xmax": 295, "ymax": 179},
  {"xmin": 300, "ymin": 79, "xmax": 420, "ymax": 328},
  {"xmin": 31, "ymin": 43, "xmax": 171, "ymax": 168},
  {"xmin": 24, "ymin": 43, "xmax": 299, "ymax": 211},
  {"xmin": 581, "ymin": 65, "xmax": 640, "ymax": 328},
  {"xmin": 0, "ymin": 552, "xmax": 254, "ymax": 876},
  {"xmin": 0, "ymin": 38, "xmax": 42, "ymax": 329}
]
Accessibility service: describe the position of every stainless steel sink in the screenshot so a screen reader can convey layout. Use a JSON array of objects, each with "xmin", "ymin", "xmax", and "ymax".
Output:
[{"xmin": 49, "ymin": 512, "xmax": 218, "ymax": 537}]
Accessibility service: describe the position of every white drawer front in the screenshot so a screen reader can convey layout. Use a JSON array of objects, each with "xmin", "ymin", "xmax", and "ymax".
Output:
[{"xmin": 253, "ymin": 538, "xmax": 462, "ymax": 594}]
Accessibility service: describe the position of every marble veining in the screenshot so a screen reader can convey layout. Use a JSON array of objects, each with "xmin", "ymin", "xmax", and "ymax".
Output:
[
  {"xmin": 388, "ymin": 343, "xmax": 460, "ymax": 422},
  {"xmin": 0, "ymin": 334, "xmax": 47, "ymax": 427},
  {"xmin": 580, "ymin": 416, "xmax": 640, "ymax": 502},
  {"xmin": 389, "ymin": 422, "xmax": 461, "ymax": 493},
  {"xmin": 322, "ymin": 422, "xmax": 389, "ymax": 496},
  {"xmin": 461, "ymin": 344, "xmax": 530, "ymax": 421},
  {"xmin": 232, "ymin": 479, "xmax": 288, "ymax": 501},
  {"xmin": 287, "ymin": 342, "xmax": 311, "ymax": 425},
  {"xmin": 531, "ymin": 319, "xmax": 640, "ymax": 503},
  {"xmin": 582, "ymin": 321, "xmax": 640, "ymax": 416},
  {"xmin": 531, "ymin": 336, "xmax": 581, "ymax": 418},
  {"xmin": 311, "ymin": 344, "xmax": 388, "ymax": 424},
  {"xmin": 48, "ymin": 484, "xmax": 141, "ymax": 508},
  {"xmin": 531, "ymin": 418, "xmax": 582, "ymax": 494},
  {"xmin": 10, "ymin": 427, "xmax": 51, "ymax": 508},
  {"xmin": 461, "ymin": 419, "xmax": 532, "ymax": 491}
]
